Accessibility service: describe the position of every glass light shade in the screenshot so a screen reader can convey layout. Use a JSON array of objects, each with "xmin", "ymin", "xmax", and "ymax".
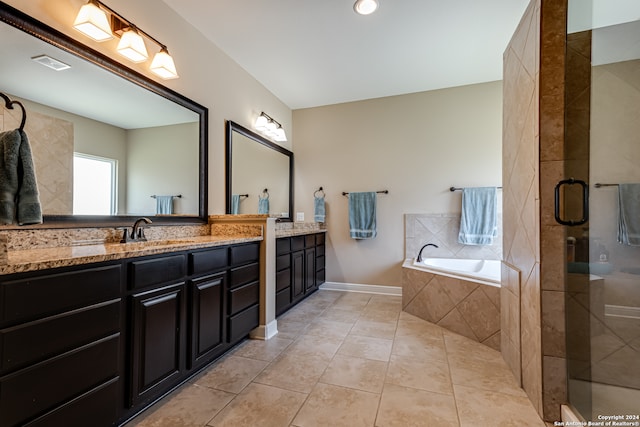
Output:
[
  {"xmin": 117, "ymin": 30, "xmax": 148, "ymax": 63},
  {"xmin": 274, "ymin": 127, "xmax": 287, "ymax": 142},
  {"xmin": 73, "ymin": 2, "xmax": 113, "ymax": 41},
  {"xmin": 353, "ymin": 0, "xmax": 378, "ymax": 15},
  {"xmin": 265, "ymin": 121, "xmax": 277, "ymax": 132},
  {"xmin": 150, "ymin": 49, "xmax": 179, "ymax": 79},
  {"xmin": 255, "ymin": 115, "xmax": 269, "ymax": 131}
]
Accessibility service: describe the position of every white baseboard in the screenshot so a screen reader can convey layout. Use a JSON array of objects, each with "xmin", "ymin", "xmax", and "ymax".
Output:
[
  {"xmin": 605, "ymin": 304, "xmax": 640, "ymax": 319},
  {"xmin": 250, "ymin": 319, "xmax": 278, "ymax": 340},
  {"xmin": 320, "ymin": 282, "xmax": 402, "ymax": 296}
]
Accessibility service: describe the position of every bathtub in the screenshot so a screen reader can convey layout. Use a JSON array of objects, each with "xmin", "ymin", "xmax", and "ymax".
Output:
[{"xmin": 404, "ymin": 257, "xmax": 501, "ymax": 287}]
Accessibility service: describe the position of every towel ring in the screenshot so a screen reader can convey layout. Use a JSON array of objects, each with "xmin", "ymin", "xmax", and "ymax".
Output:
[
  {"xmin": 260, "ymin": 188, "xmax": 269, "ymax": 199},
  {"xmin": 314, "ymin": 187, "xmax": 325, "ymax": 198}
]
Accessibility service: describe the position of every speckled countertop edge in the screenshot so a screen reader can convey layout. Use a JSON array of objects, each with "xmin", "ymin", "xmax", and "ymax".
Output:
[
  {"xmin": 0, "ymin": 235, "xmax": 263, "ymax": 275},
  {"xmin": 275, "ymin": 228, "xmax": 327, "ymax": 238}
]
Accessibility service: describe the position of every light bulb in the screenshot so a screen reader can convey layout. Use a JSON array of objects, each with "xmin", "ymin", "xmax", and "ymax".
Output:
[{"xmin": 354, "ymin": 0, "xmax": 378, "ymax": 15}]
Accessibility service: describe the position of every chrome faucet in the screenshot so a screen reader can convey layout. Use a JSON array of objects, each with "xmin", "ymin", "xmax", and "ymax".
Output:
[
  {"xmin": 121, "ymin": 217, "xmax": 152, "ymax": 243},
  {"xmin": 416, "ymin": 243, "xmax": 438, "ymax": 262}
]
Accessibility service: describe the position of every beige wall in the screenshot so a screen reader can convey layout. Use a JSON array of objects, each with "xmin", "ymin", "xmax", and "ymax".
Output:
[
  {"xmin": 5, "ymin": 0, "xmax": 292, "ymax": 216},
  {"xmin": 293, "ymin": 82, "xmax": 502, "ymax": 287},
  {"xmin": 126, "ymin": 123, "xmax": 199, "ymax": 215}
]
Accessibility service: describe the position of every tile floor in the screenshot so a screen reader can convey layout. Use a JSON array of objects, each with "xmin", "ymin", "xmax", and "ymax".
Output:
[{"xmin": 126, "ymin": 290, "xmax": 547, "ymax": 427}]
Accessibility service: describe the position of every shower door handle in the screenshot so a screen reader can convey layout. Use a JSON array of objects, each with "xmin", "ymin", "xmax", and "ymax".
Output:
[{"xmin": 554, "ymin": 178, "xmax": 589, "ymax": 226}]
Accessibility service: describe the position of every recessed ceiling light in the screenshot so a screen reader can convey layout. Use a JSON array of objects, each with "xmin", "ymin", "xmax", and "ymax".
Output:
[
  {"xmin": 354, "ymin": 0, "xmax": 378, "ymax": 15},
  {"xmin": 31, "ymin": 54, "xmax": 71, "ymax": 71}
]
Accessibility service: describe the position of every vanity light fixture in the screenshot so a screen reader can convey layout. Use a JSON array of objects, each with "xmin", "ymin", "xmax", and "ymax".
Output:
[
  {"xmin": 73, "ymin": 0, "xmax": 179, "ymax": 79},
  {"xmin": 117, "ymin": 28, "xmax": 148, "ymax": 63},
  {"xmin": 255, "ymin": 112, "xmax": 287, "ymax": 142},
  {"xmin": 353, "ymin": 0, "xmax": 379, "ymax": 15}
]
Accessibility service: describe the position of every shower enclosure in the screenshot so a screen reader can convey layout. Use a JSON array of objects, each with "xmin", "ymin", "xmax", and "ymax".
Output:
[{"xmin": 563, "ymin": 0, "xmax": 640, "ymax": 420}]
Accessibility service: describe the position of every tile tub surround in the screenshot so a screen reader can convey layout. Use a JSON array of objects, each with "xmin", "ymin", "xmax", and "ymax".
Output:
[
  {"xmin": 405, "ymin": 213, "xmax": 502, "ymax": 262},
  {"xmin": 125, "ymin": 290, "xmax": 546, "ymax": 427},
  {"xmin": 401, "ymin": 261, "xmax": 501, "ymax": 351}
]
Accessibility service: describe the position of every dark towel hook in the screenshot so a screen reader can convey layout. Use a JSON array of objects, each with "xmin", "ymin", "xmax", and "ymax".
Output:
[
  {"xmin": 314, "ymin": 187, "xmax": 325, "ymax": 197},
  {"xmin": 0, "ymin": 92, "xmax": 27, "ymax": 131},
  {"xmin": 260, "ymin": 188, "xmax": 269, "ymax": 199}
]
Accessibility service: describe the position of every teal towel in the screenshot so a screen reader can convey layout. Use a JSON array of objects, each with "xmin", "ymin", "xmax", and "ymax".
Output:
[
  {"xmin": 458, "ymin": 187, "xmax": 497, "ymax": 245},
  {"xmin": 258, "ymin": 196, "xmax": 269, "ymax": 214},
  {"xmin": 348, "ymin": 192, "xmax": 377, "ymax": 239},
  {"xmin": 231, "ymin": 194, "xmax": 240, "ymax": 214},
  {"xmin": 155, "ymin": 195, "xmax": 173, "ymax": 215},
  {"xmin": 618, "ymin": 183, "xmax": 640, "ymax": 246},
  {"xmin": 0, "ymin": 129, "xmax": 42, "ymax": 225},
  {"xmin": 314, "ymin": 196, "xmax": 325, "ymax": 222}
]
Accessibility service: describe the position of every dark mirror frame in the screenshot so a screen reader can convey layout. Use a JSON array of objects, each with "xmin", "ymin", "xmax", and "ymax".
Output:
[
  {"xmin": 225, "ymin": 121, "xmax": 293, "ymax": 221},
  {"xmin": 0, "ymin": 1, "xmax": 208, "ymax": 227}
]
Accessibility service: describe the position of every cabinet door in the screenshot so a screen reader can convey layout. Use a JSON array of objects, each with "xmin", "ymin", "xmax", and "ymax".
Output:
[
  {"xmin": 189, "ymin": 274, "xmax": 225, "ymax": 369},
  {"xmin": 304, "ymin": 248, "xmax": 316, "ymax": 293},
  {"xmin": 130, "ymin": 283, "xmax": 185, "ymax": 408},
  {"xmin": 291, "ymin": 250, "xmax": 305, "ymax": 300}
]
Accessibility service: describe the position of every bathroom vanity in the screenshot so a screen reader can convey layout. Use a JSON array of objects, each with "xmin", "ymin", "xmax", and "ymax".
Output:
[{"xmin": 0, "ymin": 238, "xmax": 260, "ymax": 426}]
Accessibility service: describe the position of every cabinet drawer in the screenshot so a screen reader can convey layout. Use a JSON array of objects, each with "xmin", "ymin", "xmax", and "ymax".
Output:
[
  {"xmin": 305, "ymin": 234, "xmax": 315, "ymax": 248},
  {"xmin": 276, "ymin": 238, "xmax": 290, "ymax": 256},
  {"xmin": 129, "ymin": 254, "xmax": 185, "ymax": 289},
  {"xmin": 24, "ymin": 378, "xmax": 119, "ymax": 427},
  {"xmin": 316, "ymin": 255, "xmax": 325, "ymax": 271},
  {"xmin": 0, "ymin": 300, "xmax": 120, "ymax": 374},
  {"xmin": 276, "ymin": 269, "xmax": 291, "ymax": 292},
  {"xmin": 276, "ymin": 254, "xmax": 290, "ymax": 271},
  {"xmin": 228, "ymin": 281, "xmax": 259, "ymax": 315},
  {"xmin": 316, "ymin": 233, "xmax": 325, "ymax": 245},
  {"xmin": 189, "ymin": 247, "xmax": 228, "ymax": 276},
  {"xmin": 228, "ymin": 304, "xmax": 259, "ymax": 344},
  {"xmin": 229, "ymin": 263, "xmax": 259, "ymax": 289},
  {"xmin": 0, "ymin": 334, "xmax": 119, "ymax": 427},
  {"xmin": 291, "ymin": 236, "xmax": 304, "ymax": 251},
  {"xmin": 316, "ymin": 244, "xmax": 325, "ymax": 257},
  {"xmin": 0, "ymin": 264, "xmax": 121, "ymax": 324},
  {"xmin": 230, "ymin": 243, "xmax": 259, "ymax": 266},
  {"xmin": 276, "ymin": 289, "xmax": 290, "ymax": 315}
]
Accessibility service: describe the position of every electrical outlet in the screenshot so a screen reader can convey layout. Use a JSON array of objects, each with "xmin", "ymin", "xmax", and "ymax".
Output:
[{"xmin": 296, "ymin": 212, "xmax": 304, "ymax": 222}]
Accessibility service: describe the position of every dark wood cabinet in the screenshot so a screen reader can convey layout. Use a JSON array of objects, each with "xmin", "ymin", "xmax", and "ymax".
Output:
[
  {"xmin": 0, "ymin": 262, "xmax": 122, "ymax": 427},
  {"xmin": 129, "ymin": 282, "xmax": 186, "ymax": 408},
  {"xmin": 275, "ymin": 232, "xmax": 326, "ymax": 316},
  {"xmin": 0, "ymin": 240, "xmax": 261, "ymax": 426}
]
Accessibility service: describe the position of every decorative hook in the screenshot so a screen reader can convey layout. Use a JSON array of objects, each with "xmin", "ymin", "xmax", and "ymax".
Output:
[
  {"xmin": 0, "ymin": 92, "xmax": 27, "ymax": 131},
  {"xmin": 314, "ymin": 186, "xmax": 325, "ymax": 198}
]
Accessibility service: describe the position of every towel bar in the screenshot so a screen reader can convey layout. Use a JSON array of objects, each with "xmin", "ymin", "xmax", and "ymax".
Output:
[
  {"xmin": 450, "ymin": 186, "xmax": 502, "ymax": 192},
  {"xmin": 342, "ymin": 190, "xmax": 388, "ymax": 196},
  {"xmin": 150, "ymin": 194, "xmax": 182, "ymax": 198}
]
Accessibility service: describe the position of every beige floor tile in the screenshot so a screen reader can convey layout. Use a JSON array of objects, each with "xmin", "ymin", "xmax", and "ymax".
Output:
[
  {"xmin": 195, "ymin": 355, "xmax": 269, "ymax": 394},
  {"xmin": 230, "ymin": 337, "xmax": 293, "ymax": 362},
  {"xmin": 318, "ymin": 307, "xmax": 362, "ymax": 323},
  {"xmin": 254, "ymin": 352, "xmax": 331, "ymax": 393},
  {"xmin": 338, "ymin": 335, "xmax": 393, "ymax": 362},
  {"xmin": 319, "ymin": 354, "xmax": 388, "ymax": 393},
  {"xmin": 292, "ymin": 383, "xmax": 379, "ymax": 427},
  {"xmin": 275, "ymin": 319, "xmax": 309, "ymax": 340},
  {"xmin": 396, "ymin": 312, "xmax": 445, "ymax": 338},
  {"xmin": 286, "ymin": 334, "xmax": 344, "ymax": 360},
  {"xmin": 304, "ymin": 318, "xmax": 354, "ymax": 339},
  {"xmin": 454, "ymin": 384, "xmax": 545, "ymax": 427},
  {"xmin": 128, "ymin": 384, "xmax": 234, "ymax": 427},
  {"xmin": 448, "ymin": 352, "xmax": 526, "ymax": 397},
  {"xmin": 376, "ymin": 383, "xmax": 459, "ymax": 427},
  {"xmin": 359, "ymin": 308, "xmax": 400, "ymax": 323},
  {"xmin": 385, "ymin": 353, "xmax": 453, "ymax": 395},
  {"xmin": 443, "ymin": 331, "xmax": 503, "ymax": 362},
  {"xmin": 208, "ymin": 383, "xmax": 307, "ymax": 427},
  {"xmin": 391, "ymin": 334, "xmax": 447, "ymax": 363},
  {"xmin": 350, "ymin": 319, "xmax": 398, "ymax": 340}
]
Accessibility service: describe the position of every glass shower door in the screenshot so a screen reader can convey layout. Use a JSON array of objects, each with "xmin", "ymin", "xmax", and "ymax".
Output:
[{"xmin": 565, "ymin": 0, "xmax": 640, "ymax": 421}]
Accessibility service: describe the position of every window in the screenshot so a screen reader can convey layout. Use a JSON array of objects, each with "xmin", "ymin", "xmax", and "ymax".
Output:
[{"xmin": 73, "ymin": 153, "xmax": 117, "ymax": 215}]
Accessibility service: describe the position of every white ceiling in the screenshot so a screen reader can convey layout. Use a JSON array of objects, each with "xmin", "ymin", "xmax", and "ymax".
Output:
[{"xmin": 162, "ymin": 0, "xmax": 531, "ymax": 110}]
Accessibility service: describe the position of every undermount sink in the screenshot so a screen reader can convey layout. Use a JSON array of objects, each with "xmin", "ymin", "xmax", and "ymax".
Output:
[{"xmin": 120, "ymin": 238, "xmax": 202, "ymax": 248}]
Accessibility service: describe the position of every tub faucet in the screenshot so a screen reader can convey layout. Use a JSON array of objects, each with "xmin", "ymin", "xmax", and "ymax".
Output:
[
  {"xmin": 121, "ymin": 217, "xmax": 152, "ymax": 243},
  {"xmin": 416, "ymin": 243, "xmax": 438, "ymax": 262}
]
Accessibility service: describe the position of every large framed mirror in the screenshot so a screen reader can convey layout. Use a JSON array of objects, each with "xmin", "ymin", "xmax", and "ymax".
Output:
[
  {"xmin": 0, "ymin": 2, "xmax": 207, "ymax": 227},
  {"xmin": 225, "ymin": 121, "xmax": 293, "ymax": 220}
]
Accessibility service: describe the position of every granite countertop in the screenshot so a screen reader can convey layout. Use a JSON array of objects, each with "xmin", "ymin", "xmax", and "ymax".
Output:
[
  {"xmin": 275, "ymin": 228, "xmax": 327, "ymax": 238},
  {"xmin": 0, "ymin": 235, "xmax": 262, "ymax": 275}
]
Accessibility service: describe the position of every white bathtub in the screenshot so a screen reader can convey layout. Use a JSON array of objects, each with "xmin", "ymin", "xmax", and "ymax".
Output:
[{"xmin": 404, "ymin": 257, "xmax": 501, "ymax": 287}]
